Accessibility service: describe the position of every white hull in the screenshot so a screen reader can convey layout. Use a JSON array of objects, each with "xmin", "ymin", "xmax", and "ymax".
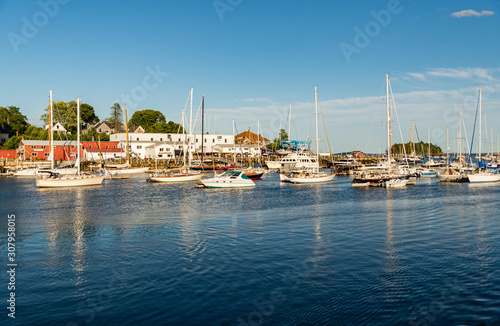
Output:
[
  {"xmin": 36, "ymin": 175, "xmax": 105, "ymax": 188},
  {"xmin": 384, "ymin": 179, "xmax": 408, "ymax": 188},
  {"xmin": 467, "ymin": 173, "xmax": 500, "ymax": 183},
  {"xmin": 436, "ymin": 172, "xmax": 468, "ymax": 182},
  {"xmin": 148, "ymin": 173, "xmax": 203, "ymax": 183},
  {"xmin": 37, "ymin": 168, "xmax": 79, "ymax": 176},
  {"xmin": 13, "ymin": 169, "xmax": 38, "ymax": 177},
  {"xmin": 113, "ymin": 167, "xmax": 150, "ymax": 174},
  {"xmin": 286, "ymin": 172, "xmax": 335, "ymax": 184},
  {"xmin": 200, "ymin": 171, "xmax": 255, "ymax": 188}
]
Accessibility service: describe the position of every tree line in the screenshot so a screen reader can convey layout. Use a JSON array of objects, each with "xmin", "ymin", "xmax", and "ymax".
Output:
[{"xmin": 0, "ymin": 102, "xmax": 183, "ymax": 150}]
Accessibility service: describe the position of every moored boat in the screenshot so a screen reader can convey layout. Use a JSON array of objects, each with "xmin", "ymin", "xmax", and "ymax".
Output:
[{"xmin": 199, "ymin": 170, "xmax": 255, "ymax": 188}]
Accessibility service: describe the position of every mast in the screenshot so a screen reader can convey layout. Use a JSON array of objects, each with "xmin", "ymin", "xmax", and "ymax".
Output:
[
  {"xmin": 288, "ymin": 103, "xmax": 292, "ymax": 145},
  {"xmin": 125, "ymin": 104, "xmax": 130, "ymax": 164},
  {"xmin": 49, "ymin": 90, "xmax": 54, "ymax": 169},
  {"xmin": 491, "ymin": 124, "xmax": 493, "ymax": 159},
  {"xmin": 314, "ymin": 86, "xmax": 319, "ymax": 172},
  {"xmin": 189, "ymin": 87, "xmax": 193, "ymax": 167},
  {"xmin": 201, "ymin": 96, "xmax": 204, "ymax": 162},
  {"xmin": 257, "ymin": 120, "xmax": 261, "ymax": 166},
  {"xmin": 182, "ymin": 107, "xmax": 187, "ymax": 168},
  {"xmin": 232, "ymin": 119, "xmax": 236, "ymax": 165},
  {"xmin": 446, "ymin": 126, "xmax": 449, "ymax": 169},
  {"xmin": 459, "ymin": 108, "xmax": 462, "ymax": 169},
  {"xmin": 479, "ymin": 88, "xmax": 482, "ymax": 163},
  {"xmin": 386, "ymin": 74, "xmax": 392, "ymax": 174},
  {"xmin": 428, "ymin": 129, "xmax": 431, "ymax": 165},
  {"xmin": 77, "ymin": 97, "xmax": 81, "ymax": 175}
]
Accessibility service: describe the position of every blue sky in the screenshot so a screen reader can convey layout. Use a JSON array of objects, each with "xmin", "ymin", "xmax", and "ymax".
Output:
[{"xmin": 1, "ymin": 0, "xmax": 499, "ymax": 153}]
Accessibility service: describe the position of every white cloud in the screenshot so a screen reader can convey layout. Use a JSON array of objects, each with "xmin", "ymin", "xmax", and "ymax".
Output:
[
  {"xmin": 451, "ymin": 9, "xmax": 494, "ymax": 18},
  {"xmin": 427, "ymin": 68, "xmax": 498, "ymax": 81},
  {"xmin": 405, "ymin": 73, "xmax": 426, "ymax": 81}
]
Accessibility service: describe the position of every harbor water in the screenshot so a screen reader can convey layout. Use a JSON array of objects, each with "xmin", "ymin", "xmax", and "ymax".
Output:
[{"xmin": 1, "ymin": 174, "xmax": 499, "ymax": 325}]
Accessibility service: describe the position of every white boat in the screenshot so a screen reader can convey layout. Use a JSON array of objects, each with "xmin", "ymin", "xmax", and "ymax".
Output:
[
  {"xmin": 265, "ymin": 151, "xmax": 318, "ymax": 171},
  {"xmin": 111, "ymin": 166, "xmax": 150, "ymax": 174},
  {"xmin": 467, "ymin": 171, "xmax": 500, "ymax": 183},
  {"xmin": 384, "ymin": 178, "xmax": 408, "ymax": 188},
  {"xmin": 36, "ymin": 93, "xmax": 104, "ymax": 188},
  {"xmin": 200, "ymin": 170, "xmax": 255, "ymax": 188},
  {"xmin": 148, "ymin": 171, "xmax": 203, "ymax": 183},
  {"xmin": 467, "ymin": 88, "xmax": 500, "ymax": 184},
  {"xmin": 13, "ymin": 168, "xmax": 38, "ymax": 177},
  {"xmin": 279, "ymin": 87, "xmax": 335, "ymax": 184},
  {"xmin": 436, "ymin": 170, "xmax": 468, "ymax": 182},
  {"xmin": 416, "ymin": 167, "xmax": 436, "ymax": 177}
]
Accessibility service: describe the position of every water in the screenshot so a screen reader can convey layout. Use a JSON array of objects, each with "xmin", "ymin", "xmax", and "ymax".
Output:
[{"xmin": 1, "ymin": 174, "xmax": 499, "ymax": 325}]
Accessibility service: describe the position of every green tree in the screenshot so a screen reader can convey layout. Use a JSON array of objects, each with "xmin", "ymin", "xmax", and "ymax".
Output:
[
  {"xmin": 270, "ymin": 129, "xmax": 288, "ymax": 150},
  {"xmin": 128, "ymin": 109, "xmax": 166, "ymax": 132},
  {"xmin": 392, "ymin": 141, "xmax": 442, "ymax": 156},
  {"xmin": 149, "ymin": 121, "xmax": 184, "ymax": 133},
  {"xmin": 0, "ymin": 106, "xmax": 29, "ymax": 136},
  {"xmin": 109, "ymin": 103, "xmax": 124, "ymax": 131},
  {"xmin": 81, "ymin": 128, "xmax": 110, "ymax": 141},
  {"xmin": 81, "ymin": 103, "xmax": 99, "ymax": 126}
]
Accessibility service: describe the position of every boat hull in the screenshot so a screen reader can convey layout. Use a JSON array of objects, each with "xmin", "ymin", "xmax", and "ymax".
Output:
[
  {"xmin": 112, "ymin": 167, "xmax": 150, "ymax": 174},
  {"xmin": 467, "ymin": 173, "xmax": 500, "ymax": 183},
  {"xmin": 436, "ymin": 173, "xmax": 468, "ymax": 183},
  {"xmin": 287, "ymin": 173, "xmax": 335, "ymax": 184},
  {"xmin": 36, "ymin": 175, "xmax": 104, "ymax": 188},
  {"xmin": 148, "ymin": 174, "xmax": 203, "ymax": 183}
]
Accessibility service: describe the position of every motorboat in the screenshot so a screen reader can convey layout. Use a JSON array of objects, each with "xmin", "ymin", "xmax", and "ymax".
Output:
[{"xmin": 199, "ymin": 170, "xmax": 255, "ymax": 188}]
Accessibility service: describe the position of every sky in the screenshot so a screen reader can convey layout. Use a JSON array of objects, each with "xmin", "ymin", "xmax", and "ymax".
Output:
[{"xmin": 1, "ymin": 0, "xmax": 499, "ymax": 153}]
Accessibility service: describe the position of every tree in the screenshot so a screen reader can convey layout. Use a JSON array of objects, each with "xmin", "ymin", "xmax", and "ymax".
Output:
[
  {"xmin": 270, "ymin": 129, "xmax": 288, "ymax": 151},
  {"xmin": 109, "ymin": 103, "xmax": 124, "ymax": 131},
  {"xmin": 391, "ymin": 141, "xmax": 442, "ymax": 156},
  {"xmin": 128, "ymin": 109, "xmax": 166, "ymax": 132},
  {"xmin": 80, "ymin": 128, "xmax": 110, "ymax": 141},
  {"xmin": 81, "ymin": 103, "xmax": 99, "ymax": 126},
  {"xmin": 0, "ymin": 106, "xmax": 29, "ymax": 136},
  {"xmin": 149, "ymin": 121, "xmax": 184, "ymax": 133}
]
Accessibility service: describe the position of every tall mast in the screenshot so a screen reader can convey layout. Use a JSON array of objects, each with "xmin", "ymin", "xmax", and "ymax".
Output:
[
  {"xmin": 232, "ymin": 119, "xmax": 236, "ymax": 165},
  {"xmin": 288, "ymin": 103, "xmax": 292, "ymax": 145},
  {"xmin": 257, "ymin": 120, "xmax": 261, "ymax": 166},
  {"xmin": 201, "ymin": 96, "xmax": 204, "ymax": 161},
  {"xmin": 479, "ymin": 88, "xmax": 482, "ymax": 163},
  {"xmin": 491, "ymin": 124, "xmax": 493, "ymax": 159},
  {"xmin": 125, "ymin": 104, "xmax": 129, "ymax": 164},
  {"xmin": 182, "ymin": 107, "xmax": 187, "ymax": 168},
  {"xmin": 189, "ymin": 87, "xmax": 193, "ymax": 167},
  {"xmin": 314, "ymin": 86, "xmax": 319, "ymax": 172},
  {"xmin": 77, "ymin": 97, "xmax": 81, "ymax": 175},
  {"xmin": 49, "ymin": 90, "xmax": 54, "ymax": 169},
  {"xmin": 386, "ymin": 74, "xmax": 391, "ymax": 174},
  {"xmin": 446, "ymin": 126, "xmax": 449, "ymax": 168},
  {"xmin": 459, "ymin": 108, "xmax": 462, "ymax": 168},
  {"xmin": 428, "ymin": 129, "xmax": 431, "ymax": 164}
]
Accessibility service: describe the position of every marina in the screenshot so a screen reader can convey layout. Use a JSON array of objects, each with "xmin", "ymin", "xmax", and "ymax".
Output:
[{"xmin": 2, "ymin": 173, "xmax": 500, "ymax": 325}]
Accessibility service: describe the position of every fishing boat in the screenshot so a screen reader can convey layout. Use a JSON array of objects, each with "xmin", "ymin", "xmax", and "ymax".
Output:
[
  {"xmin": 467, "ymin": 88, "xmax": 500, "ymax": 183},
  {"xmin": 280, "ymin": 86, "xmax": 335, "ymax": 184},
  {"xmin": 198, "ymin": 170, "xmax": 255, "ymax": 188},
  {"xmin": 36, "ymin": 93, "xmax": 104, "ymax": 188}
]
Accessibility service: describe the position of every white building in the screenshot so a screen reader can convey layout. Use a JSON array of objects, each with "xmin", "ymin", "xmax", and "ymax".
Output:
[{"xmin": 109, "ymin": 133, "xmax": 263, "ymax": 159}]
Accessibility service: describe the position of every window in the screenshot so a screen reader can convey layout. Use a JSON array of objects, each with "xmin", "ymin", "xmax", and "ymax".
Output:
[
  {"xmin": 98, "ymin": 129, "xmax": 102, "ymax": 132},
  {"xmin": 89, "ymin": 145, "xmax": 92, "ymax": 148},
  {"xmin": 160, "ymin": 138, "xmax": 162, "ymax": 141},
  {"xmin": 212, "ymin": 139, "xmax": 215, "ymax": 143},
  {"xmin": 159, "ymin": 148, "xmax": 164, "ymax": 152},
  {"xmin": 178, "ymin": 138, "xmax": 181, "ymax": 141},
  {"xmin": 31, "ymin": 152, "xmax": 37, "ymax": 157},
  {"xmin": 204, "ymin": 139, "xmax": 207, "ymax": 143},
  {"xmin": 196, "ymin": 138, "xmax": 198, "ymax": 143},
  {"xmin": 137, "ymin": 146, "xmax": 142, "ymax": 149},
  {"xmin": 31, "ymin": 146, "xmax": 36, "ymax": 149},
  {"xmin": 158, "ymin": 154, "xmax": 162, "ymax": 158},
  {"xmin": 44, "ymin": 153, "xmax": 49, "ymax": 157},
  {"xmin": 225, "ymin": 139, "xmax": 227, "ymax": 143},
  {"xmin": 106, "ymin": 145, "xmax": 109, "ymax": 149},
  {"xmin": 151, "ymin": 138, "xmax": 153, "ymax": 141},
  {"xmin": 113, "ymin": 145, "xmax": 116, "ymax": 148}
]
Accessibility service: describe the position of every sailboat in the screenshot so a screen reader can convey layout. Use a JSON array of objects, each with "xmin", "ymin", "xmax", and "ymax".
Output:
[
  {"xmin": 467, "ymin": 88, "xmax": 500, "ymax": 183},
  {"xmin": 281, "ymin": 86, "xmax": 335, "ymax": 184},
  {"xmin": 36, "ymin": 94, "xmax": 104, "ymax": 187},
  {"xmin": 147, "ymin": 88, "xmax": 203, "ymax": 183},
  {"xmin": 106, "ymin": 104, "xmax": 149, "ymax": 174},
  {"xmin": 352, "ymin": 75, "xmax": 407, "ymax": 187},
  {"xmin": 436, "ymin": 109, "xmax": 468, "ymax": 182}
]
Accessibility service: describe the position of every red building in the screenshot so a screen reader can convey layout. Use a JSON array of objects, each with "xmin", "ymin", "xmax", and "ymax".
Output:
[
  {"xmin": 0, "ymin": 150, "xmax": 17, "ymax": 159},
  {"xmin": 18, "ymin": 140, "xmax": 124, "ymax": 161}
]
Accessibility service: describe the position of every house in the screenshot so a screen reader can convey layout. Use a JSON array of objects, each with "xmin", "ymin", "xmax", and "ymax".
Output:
[
  {"xmin": 235, "ymin": 128, "xmax": 270, "ymax": 146},
  {"xmin": 129, "ymin": 125, "xmax": 145, "ymax": 133},
  {"xmin": 81, "ymin": 141, "xmax": 126, "ymax": 161},
  {"xmin": 44, "ymin": 122, "xmax": 67, "ymax": 134},
  {"xmin": 82, "ymin": 122, "xmax": 115, "ymax": 135},
  {"xmin": 0, "ymin": 149, "xmax": 17, "ymax": 159},
  {"xmin": 17, "ymin": 140, "xmax": 125, "ymax": 162},
  {"xmin": 0, "ymin": 126, "xmax": 11, "ymax": 145}
]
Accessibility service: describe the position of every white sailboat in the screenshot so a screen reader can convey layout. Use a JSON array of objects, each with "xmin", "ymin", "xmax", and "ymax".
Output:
[
  {"xmin": 36, "ymin": 94, "xmax": 104, "ymax": 188},
  {"xmin": 437, "ymin": 109, "xmax": 468, "ymax": 182},
  {"xmin": 467, "ymin": 88, "xmax": 500, "ymax": 183},
  {"xmin": 148, "ymin": 88, "xmax": 203, "ymax": 183},
  {"xmin": 281, "ymin": 86, "xmax": 335, "ymax": 184}
]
